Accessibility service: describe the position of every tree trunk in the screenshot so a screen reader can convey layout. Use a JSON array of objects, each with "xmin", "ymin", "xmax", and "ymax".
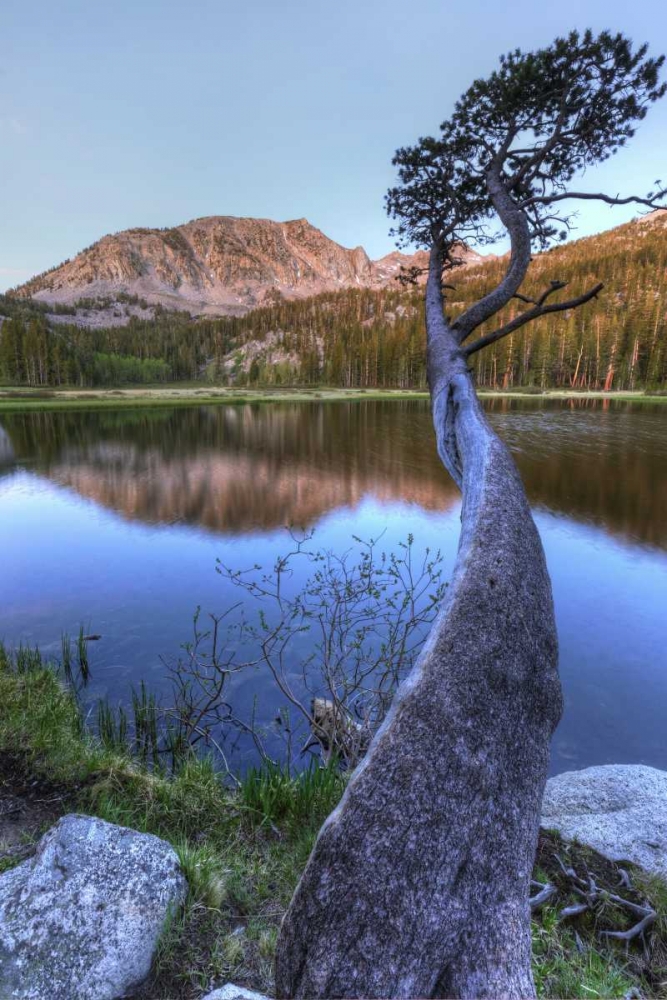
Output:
[{"xmin": 275, "ymin": 242, "xmax": 563, "ymax": 999}]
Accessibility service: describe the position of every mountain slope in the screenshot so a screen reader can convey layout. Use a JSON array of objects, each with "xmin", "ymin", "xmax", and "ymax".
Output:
[
  {"xmin": 2, "ymin": 210, "xmax": 665, "ymax": 392},
  {"xmin": 12, "ymin": 216, "xmax": 482, "ymax": 317}
]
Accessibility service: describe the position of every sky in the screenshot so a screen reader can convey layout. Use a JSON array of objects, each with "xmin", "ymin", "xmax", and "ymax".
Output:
[{"xmin": 1, "ymin": 0, "xmax": 666, "ymax": 292}]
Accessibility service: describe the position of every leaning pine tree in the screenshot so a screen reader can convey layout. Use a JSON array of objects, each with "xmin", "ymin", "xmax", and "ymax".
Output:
[{"xmin": 275, "ymin": 30, "xmax": 666, "ymax": 999}]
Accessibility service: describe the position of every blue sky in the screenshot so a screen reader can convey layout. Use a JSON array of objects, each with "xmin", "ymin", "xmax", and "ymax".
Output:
[{"xmin": 1, "ymin": 0, "xmax": 666, "ymax": 291}]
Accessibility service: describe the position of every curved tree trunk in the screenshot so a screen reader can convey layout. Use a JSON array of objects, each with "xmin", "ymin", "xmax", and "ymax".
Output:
[{"xmin": 275, "ymin": 242, "xmax": 563, "ymax": 999}]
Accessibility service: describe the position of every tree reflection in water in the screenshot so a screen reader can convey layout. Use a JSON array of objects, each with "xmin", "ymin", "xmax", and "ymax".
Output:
[{"xmin": 1, "ymin": 397, "xmax": 665, "ymax": 548}]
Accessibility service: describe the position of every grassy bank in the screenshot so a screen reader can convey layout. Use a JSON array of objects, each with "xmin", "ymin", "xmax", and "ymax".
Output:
[
  {"xmin": 1, "ymin": 384, "xmax": 666, "ymax": 412},
  {"xmin": 1, "ymin": 646, "xmax": 665, "ymax": 998},
  {"xmin": 0, "ymin": 643, "xmax": 343, "ymax": 997},
  {"xmin": 0, "ymin": 386, "xmax": 429, "ymax": 412}
]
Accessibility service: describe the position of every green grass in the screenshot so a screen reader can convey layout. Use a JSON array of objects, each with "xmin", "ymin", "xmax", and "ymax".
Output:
[
  {"xmin": 533, "ymin": 911, "xmax": 636, "ymax": 999},
  {"xmin": 2, "ymin": 643, "xmax": 666, "ymax": 998},
  {"xmin": 239, "ymin": 761, "xmax": 344, "ymax": 832},
  {"xmin": 0, "ymin": 642, "xmax": 342, "ymax": 997}
]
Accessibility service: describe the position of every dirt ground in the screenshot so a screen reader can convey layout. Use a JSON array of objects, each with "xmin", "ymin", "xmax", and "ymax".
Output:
[{"xmin": 0, "ymin": 754, "xmax": 73, "ymax": 864}]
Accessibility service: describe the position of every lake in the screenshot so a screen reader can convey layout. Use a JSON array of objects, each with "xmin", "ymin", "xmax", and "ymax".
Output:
[{"xmin": 1, "ymin": 397, "xmax": 666, "ymax": 776}]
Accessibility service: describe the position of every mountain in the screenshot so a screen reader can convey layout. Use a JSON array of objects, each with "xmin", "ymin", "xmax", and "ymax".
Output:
[
  {"xmin": 12, "ymin": 215, "xmax": 484, "ymax": 320},
  {"xmin": 2, "ymin": 210, "xmax": 665, "ymax": 392}
]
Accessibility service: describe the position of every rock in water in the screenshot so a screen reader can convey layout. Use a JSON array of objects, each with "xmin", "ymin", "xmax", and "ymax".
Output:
[
  {"xmin": 0, "ymin": 813, "xmax": 187, "ymax": 1000},
  {"xmin": 542, "ymin": 764, "xmax": 667, "ymax": 879}
]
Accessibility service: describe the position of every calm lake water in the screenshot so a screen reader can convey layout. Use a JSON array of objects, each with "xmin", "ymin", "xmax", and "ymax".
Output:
[{"xmin": 1, "ymin": 398, "xmax": 666, "ymax": 775}]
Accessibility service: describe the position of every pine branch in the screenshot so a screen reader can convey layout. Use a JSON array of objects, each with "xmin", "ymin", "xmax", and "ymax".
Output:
[{"xmin": 462, "ymin": 281, "xmax": 604, "ymax": 357}]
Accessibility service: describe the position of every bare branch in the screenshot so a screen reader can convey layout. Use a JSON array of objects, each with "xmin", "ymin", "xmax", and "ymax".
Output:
[
  {"xmin": 463, "ymin": 281, "xmax": 604, "ymax": 357},
  {"xmin": 512, "ymin": 281, "xmax": 568, "ymax": 308},
  {"xmin": 521, "ymin": 189, "xmax": 667, "ymax": 210}
]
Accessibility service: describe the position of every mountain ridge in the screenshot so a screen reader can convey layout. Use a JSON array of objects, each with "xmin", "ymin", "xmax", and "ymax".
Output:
[
  {"xmin": 1, "ymin": 209, "xmax": 665, "ymax": 392},
  {"xmin": 11, "ymin": 215, "xmax": 484, "ymax": 321}
]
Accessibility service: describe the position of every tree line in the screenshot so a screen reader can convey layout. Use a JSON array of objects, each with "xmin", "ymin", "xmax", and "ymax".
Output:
[
  {"xmin": 0, "ymin": 316, "xmax": 172, "ymax": 386},
  {"xmin": 1, "ymin": 214, "xmax": 665, "ymax": 390}
]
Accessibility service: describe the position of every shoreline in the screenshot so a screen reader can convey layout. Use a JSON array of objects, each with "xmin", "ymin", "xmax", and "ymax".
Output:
[
  {"xmin": 0, "ymin": 384, "xmax": 665, "ymax": 412},
  {"xmin": 2, "ymin": 645, "xmax": 665, "ymax": 999}
]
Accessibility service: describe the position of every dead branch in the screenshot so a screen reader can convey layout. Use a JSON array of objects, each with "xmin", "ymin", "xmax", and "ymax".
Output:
[
  {"xmin": 463, "ymin": 282, "xmax": 604, "ymax": 357},
  {"xmin": 520, "ymin": 190, "xmax": 667, "ymax": 210}
]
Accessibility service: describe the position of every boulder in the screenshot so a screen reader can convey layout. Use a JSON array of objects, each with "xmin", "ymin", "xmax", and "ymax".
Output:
[
  {"xmin": 0, "ymin": 813, "xmax": 187, "ymax": 1000},
  {"xmin": 202, "ymin": 986, "xmax": 270, "ymax": 1000},
  {"xmin": 542, "ymin": 764, "xmax": 667, "ymax": 880}
]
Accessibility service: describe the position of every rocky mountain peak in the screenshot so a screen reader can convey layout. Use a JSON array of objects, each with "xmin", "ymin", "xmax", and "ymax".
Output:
[{"xmin": 12, "ymin": 215, "xmax": 482, "ymax": 323}]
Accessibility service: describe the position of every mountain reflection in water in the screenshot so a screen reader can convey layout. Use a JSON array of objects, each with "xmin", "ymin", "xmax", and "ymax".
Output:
[
  {"xmin": 1, "ymin": 397, "xmax": 666, "ymax": 778},
  {"xmin": 1, "ymin": 397, "xmax": 665, "ymax": 549}
]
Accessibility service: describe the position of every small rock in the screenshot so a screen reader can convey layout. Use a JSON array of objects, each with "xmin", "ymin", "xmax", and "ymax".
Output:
[
  {"xmin": 542, "ymin": 764, "xmax": 667, "ymax": 880},
  {"xmin": 0, "ymin": 813, "xmax": 187, "ymax": 999},
  {"xmin": 202, "ymin": 986, "xmax": 270, "ymax": 1000}
]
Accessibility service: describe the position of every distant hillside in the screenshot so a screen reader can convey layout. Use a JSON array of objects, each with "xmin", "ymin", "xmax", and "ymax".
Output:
[
  {"xmin": 1, "ymin": 211, "xmax": 665, "ymax": 392},
  {"xmin": 10, "ymin": 215, "xmax": 481, "ymax": 319},
  {"xmin": 459, "ymin": 210, "xmax": 667, "ymax": 391}
]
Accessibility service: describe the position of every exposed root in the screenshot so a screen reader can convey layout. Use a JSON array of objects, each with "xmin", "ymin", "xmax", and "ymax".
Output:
[
  {"xmin": 533, "ymin": 834, "xmax": 662, "ymax": 965},
  {"xmin": 559, "ymin": 902, "xmax": 590, "ymax": 921},
  {"xmin": 530, "ymin": 880, "xmax": 558, "ymax": 911},
  {"xmin": 550, "ymin": 857, "xmax": 657, "ymax": 944},
  {"xmin": 601, "ymin": 911, "xmax": 657, "ymax": 943},
  {"xmin": 619, "ymin": 868, "xmax": 633, "ymax": 890}
]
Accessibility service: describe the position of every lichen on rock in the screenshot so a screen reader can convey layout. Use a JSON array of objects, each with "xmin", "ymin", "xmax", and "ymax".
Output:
[{"xmin": 0, "ymin": 813, "xmax": 187, "ymax": 1000}]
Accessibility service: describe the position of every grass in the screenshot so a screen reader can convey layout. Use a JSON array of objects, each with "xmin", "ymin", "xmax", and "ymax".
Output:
[
  {"xmin": 532, "ymin": 915, "xmax": 636, "ymax": 1000},
  {"xmin": 1, "ymin": 383, "xmax": 667, "ymax": 412},
  {"xmin": 0, "ymin": 640, "xmax": 342, "ymax": 997},
  {"xmin": 1, "ymin": 642, "xmax": 665, "ymax": 998}
]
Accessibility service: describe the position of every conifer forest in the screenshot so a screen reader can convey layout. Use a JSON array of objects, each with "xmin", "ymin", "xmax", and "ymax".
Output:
[{"xmin": 1, "ymin": 216, "xmax": 665, "ymax": 391}]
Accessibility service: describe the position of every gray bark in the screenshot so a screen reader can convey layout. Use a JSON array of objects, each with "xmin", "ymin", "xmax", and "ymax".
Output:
[{"xmin": 275, "ymin": 187, "xmax": 563, "ymax": 999}]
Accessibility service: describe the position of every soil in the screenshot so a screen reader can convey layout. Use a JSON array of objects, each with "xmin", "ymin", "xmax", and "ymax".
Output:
[{"xmin": 0, "ymin": 753, "xmax": 74, "ymax": 862}]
